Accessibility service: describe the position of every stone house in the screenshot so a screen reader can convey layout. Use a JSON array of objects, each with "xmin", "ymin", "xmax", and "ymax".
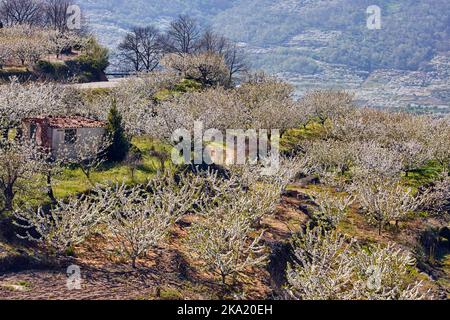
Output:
[{"xmin": 22, "ymin": 116, "xmax": 106, "ymax": 159}]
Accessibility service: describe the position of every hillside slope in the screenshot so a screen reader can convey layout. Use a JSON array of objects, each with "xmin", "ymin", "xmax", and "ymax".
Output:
[{"xmin": 77, "ymin": 0, "xmax": 450, "ymax": 110}]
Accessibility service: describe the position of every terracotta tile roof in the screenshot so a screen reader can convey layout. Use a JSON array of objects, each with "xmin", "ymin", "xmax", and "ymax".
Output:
[{"xmin": 23, "ymin": 116, "xmax": 106, "ymax": 129}]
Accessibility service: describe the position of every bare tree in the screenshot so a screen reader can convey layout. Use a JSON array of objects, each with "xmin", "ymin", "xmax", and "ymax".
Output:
[
  {"xmin": 163, "ymin": 15, "xmax": 200, "ymax": 55},
  {"xmin": 125, "ymin": 146, "xmax": 143, "ymax": 181},
  {"xmin": 0, "ymin": 0, "xmax": 44, "ymax": 26},
  {"xmin": 118, "ymin": 28, "xmax": 141, "ymax": 72},
  {"xmin": 198, "ymin": 29, "xmax": 247, "ymax": 83},
  {"xmin": 118, "ymin": 26, "xmax": 162, "ymax": 72},
  {"xmin": 0, "ymin": 138, "xmax": 41, "ymax": 213},
  {"xmin": 197, "ymin": 28, "xmax": 227, "ymax": 53},
  {"xmin": 43, "ymin": 0, "xmax": 73, "ymax": 31},
  {"xmin": 137, "ymin": 26, "xmax": 163, "ymax": 72},
  {"xmin": 223, "ymin": 42, "xmax": 247, "ymax": 83}
]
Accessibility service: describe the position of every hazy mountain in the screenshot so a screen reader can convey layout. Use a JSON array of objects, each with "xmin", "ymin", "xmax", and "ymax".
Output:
[
  {"xmin": 77, "ymin": 0, "xmax": 450, "ymax": 111},
  {"xmin": 78, "ymin": 0, "xmax": 237, "ymax": 45}
]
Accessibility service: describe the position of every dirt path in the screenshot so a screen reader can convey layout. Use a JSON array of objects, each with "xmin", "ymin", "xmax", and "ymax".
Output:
[{"xmin": 69, "ymin": 78, "xmax": 128, "ymax": 90}]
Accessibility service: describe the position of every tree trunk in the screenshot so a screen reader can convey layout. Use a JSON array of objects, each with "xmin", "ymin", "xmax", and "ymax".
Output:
[
  {"xmin": 4, "ymin": 184, "xmax": 14, "ymax": 212},
  {"xmin": 46, "ymin": 172, "xmax": 57, "ymax": 205},
  {"xmin": 81, "ymin": 167, "xmax": 94, "ymax": 186},
  {"xmin": 221, "ymin": 273, "xmax": 227, "ymax": 286},
  {"xmin": 15, "ymin": 127, "xmax": 23, "ymax": 140},
  {"xmin": 1, "ymin": 128, "xmax": 8, "ymax": 140}
]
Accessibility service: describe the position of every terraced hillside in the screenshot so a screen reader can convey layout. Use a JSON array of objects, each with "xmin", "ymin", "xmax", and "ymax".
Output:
[{"xmin": 77, "ymin": 0, "xmax": 449, "ymax": 111}]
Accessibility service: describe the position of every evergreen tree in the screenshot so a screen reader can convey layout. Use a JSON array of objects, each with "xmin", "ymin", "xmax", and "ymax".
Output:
[{"xmin": 106, "ymin": 99, "xmax": 130, "ymax": 162}]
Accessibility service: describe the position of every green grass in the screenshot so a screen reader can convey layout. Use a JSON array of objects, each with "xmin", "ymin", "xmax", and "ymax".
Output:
[
  {"xmin": 154, "ymin": 79, "xmax": 202, "ymax": 102},
  {"xmin": 158, "ymin": 287, "xmax": 184, "ymax": 300},
  {"xmin": 403, "ymin": 161, "xmax": 446, "ymax": 188},
  {"xmin": 0, "ymin": 66, "xmax": 32, "ymax": 81},
  {"xmin": 80, "ymin": 87, "xmax": 113, "ymax": 103},
  {"xmin": 438, "ymin": 253, "xmax": 450, "ymax": 298},
  {"xmin": 280, "ymin": 122, "xmax": 325, "ymax": 153},
  {"xmin": 17, "ymin": 136, "xmax": 174, "ymax": 207},
  {"xmin": 0, "ymin": 66, "xmax": 29, "ymax": 73}
]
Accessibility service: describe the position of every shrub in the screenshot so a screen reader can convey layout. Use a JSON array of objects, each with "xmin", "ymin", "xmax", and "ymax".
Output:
[
  {"xmin": 34, "ymin": 61, "xmax": 71, "ymax": 81},
  {"xmin": 126, "ymin": 145, "xmax": 144, "ymax": 180},
  {"xmin": 105, "ymin": 99, "xmax": 130, "ymax": 162},
  {"xmin": 75, "ymin": 37, "xmax": 109, "ymax": 73},
  {"xmin": 34, "ymin": 60, "xmax": 55, "ymax": 75}
]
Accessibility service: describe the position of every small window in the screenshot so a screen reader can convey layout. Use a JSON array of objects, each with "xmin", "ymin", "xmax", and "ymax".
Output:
[
  {"xmin": 29, "ymin": 123, "xmax": 37, "ymax": 139},
  {"xmin": 64, "ymin": 129, "xmax": 77, "ymax": 144}
]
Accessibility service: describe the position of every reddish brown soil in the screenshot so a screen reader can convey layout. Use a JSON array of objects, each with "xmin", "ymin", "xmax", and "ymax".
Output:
[{"xmin": 0, "ymin": 184, "xmax": 446, "ymax": 300}]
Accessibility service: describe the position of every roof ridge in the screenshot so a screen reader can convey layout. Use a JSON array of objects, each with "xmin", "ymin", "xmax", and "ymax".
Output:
[{"xmin": 23, "ymin": 116, "xmax": 106, "ymax": 129}]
